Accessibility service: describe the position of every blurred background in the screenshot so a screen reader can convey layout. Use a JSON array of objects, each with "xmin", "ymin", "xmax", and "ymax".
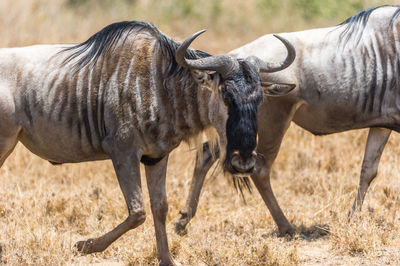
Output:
[{"xmin": 0, "ymin": 0, "xmax": 396, "ymax": 52}]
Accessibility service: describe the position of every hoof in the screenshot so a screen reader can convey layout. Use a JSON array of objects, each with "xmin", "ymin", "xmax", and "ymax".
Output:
[
  {"xmin": 174, "ymin": 219, "xmax": 188, "ymax": 236},
  {"xmin": 159, "ymin": 262, "xmax": 176, "ymax": 266},
  {"xmin": 74, "ymin": 238, "xmax": 106, "ymax": 254},
  {"xmin": 159, "ymin": 257, "xmax": 178, "ymax": 266},
  {"xmin": 278, "ymin": 225, "xmax": 296, "ymax": 237}
]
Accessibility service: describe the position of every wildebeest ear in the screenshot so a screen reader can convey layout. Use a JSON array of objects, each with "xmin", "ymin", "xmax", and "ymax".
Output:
[
  {"xmin": 191, "ymin": 69, "xmax": 218, "ymax": 90},
  {"xmin": 261, "ymin": 82, "xmax": 296, "ymax": 97},
  {"xmin": 191, "ymin": 69, "xmax": 208, "ymax": 84}
]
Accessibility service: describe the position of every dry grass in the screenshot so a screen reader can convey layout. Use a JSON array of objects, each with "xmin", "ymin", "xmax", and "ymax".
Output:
[{"xmin": 1, "ymin": 0, "xmax": 400, "ymax": 265}]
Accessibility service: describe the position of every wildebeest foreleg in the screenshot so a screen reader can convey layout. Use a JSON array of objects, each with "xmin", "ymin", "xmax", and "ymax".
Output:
[
  {"xmin": 251, "ymin": 158, "xmax": 295, "ymax": 236},
  {"xmin": 145, "ymin": 156, "xmax": 175, "ymax": 266},
  {"xmin": 75, "ymin": 148, "xmax": 145, "ymax": 254},
  {"xmin": 0, "ymin": 138, "xmax": 18, "ymax": 168},
  {"xmin": 174, "ymin": 142, "xmax": 218, "ymax": 235},
  {"xmin": 0, "ymin": 128, "xmax": 20, "ymax": 168},
  {"xmin": 0, "ymin": 90, "xmax": 19, "ymax": 168},
  {"xmin": 351, "ymin": 127, "xmax": 391, "ymax": 213}
]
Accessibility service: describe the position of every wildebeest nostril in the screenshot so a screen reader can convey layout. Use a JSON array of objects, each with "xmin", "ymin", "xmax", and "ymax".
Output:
[
  {"xmin": 230, "ymin": 150, "xmax": 257, "ymax": 173},
  {"xmin": 232, "ymin": 150, "xmax": 240, "ymax": 157},
  {"xmin": 231, "ymin": 150, "xmax": 257, "ymax": 160}
]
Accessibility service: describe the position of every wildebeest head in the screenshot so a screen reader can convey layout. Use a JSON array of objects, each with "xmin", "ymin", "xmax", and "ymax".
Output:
[{"xmin": 176, "ymin": 31, "xmax": 296, "ymax": 175}]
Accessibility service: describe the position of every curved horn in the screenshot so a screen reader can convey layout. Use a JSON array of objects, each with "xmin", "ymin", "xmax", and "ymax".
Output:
[
  {"xmin": 175, "ymin": 30, "xmax": 239, "ymax": 79},
  {"xmin": 247, "ymin": 35, "xmax": 296, "ymax": 73}
]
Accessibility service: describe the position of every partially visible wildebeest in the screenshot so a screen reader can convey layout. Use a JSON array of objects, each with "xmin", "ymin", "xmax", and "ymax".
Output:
[
  {"xmin": 175, "ymin": 5, "xmax": 400, "ymax": 237},
  {"xmin": 0, "ymin": 21, "xmax": 296, "ymax": 264}
]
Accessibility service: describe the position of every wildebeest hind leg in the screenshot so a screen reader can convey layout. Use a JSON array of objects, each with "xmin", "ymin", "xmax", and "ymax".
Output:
[
  {"xmin": 75, "ymin": 147, "xmax": 145, "ymax": 254},
  {"xmin": 350, "ymin": 127, "xmax": 391, "ymax": 214},
  {"xmin": 174, "ymin": 142, "xmax": 217, "ymax": 235}
]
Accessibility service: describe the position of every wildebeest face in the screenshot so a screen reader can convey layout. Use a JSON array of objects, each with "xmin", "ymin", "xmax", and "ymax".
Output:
[
  {"xmin": 219, "ymin": 60, "xmax": 262, "ymax": 175},
  {"xmin": 175, "ymin": 30, "xmax": 296, "ymax": 175},
  {"xmin": 187, "ymin": 62, "xmax": 262, "ymax": 175},
  {"xmin": 205, "ymin": 59, "xmax": 296, "ymax": 176}
]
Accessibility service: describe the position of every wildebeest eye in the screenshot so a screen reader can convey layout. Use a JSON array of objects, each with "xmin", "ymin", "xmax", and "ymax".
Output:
[{"xmin": 221, "ymin": 87, "xmax": 232, "ymax": 106}]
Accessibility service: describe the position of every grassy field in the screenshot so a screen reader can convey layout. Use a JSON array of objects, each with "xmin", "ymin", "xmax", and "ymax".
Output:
[{"xmin": 1, "ymin": 0, "xmax": 400, "ymax": 264}]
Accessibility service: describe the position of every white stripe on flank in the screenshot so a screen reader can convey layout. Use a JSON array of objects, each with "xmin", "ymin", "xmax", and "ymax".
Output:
[
  {"xmin": 97, "ymin": 69, "xmax": 105, "ymax": 136},
  {"xmin": 372, "ymin": 36, "xmax": 383, "ymax": 113},
  {"xmin": 77, "ymin": 67, "xmax": 88, "ymax": 126},
  {"xmin": 86, "ymin": 65, "xmax": 98, "ymax": 146},
  {"xmin": 40, "ymin": 56, "xmax": 69, "ymax": 114},
  {"xmin": 43, "ymin": 69, "xmax": 62, "ymax": 114},
  {"xmin": 124, "ymin": 57, "xmax": 135, "ymax": 91},
  {"xmin": 135, "ymin": 75, "xmax": 143, "ymax": 124},
  {"xmin": 122, "ymin": 56, "xmax": 136, "ymax": 118},
  {"xmin": 108, "ymin": 58, "xmax": 122, "ymax": 103},
  {"xmin": 392, "ymin": 21, "xmax": 400, "ymax": 83},
  {"xmin": 149, "ymin": 60, "xmax": 158, "ymax": 121}
]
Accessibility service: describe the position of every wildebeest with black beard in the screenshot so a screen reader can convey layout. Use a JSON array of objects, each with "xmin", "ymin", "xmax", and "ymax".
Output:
[{"xmin": 0, "ymin": 20, "xmax": 296, "ymax": 264}]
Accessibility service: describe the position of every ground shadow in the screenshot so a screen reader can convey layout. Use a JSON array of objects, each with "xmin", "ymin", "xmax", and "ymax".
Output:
[{"xmin": 296, "ymin": 223, "xmax": 330, "ymax": 241}]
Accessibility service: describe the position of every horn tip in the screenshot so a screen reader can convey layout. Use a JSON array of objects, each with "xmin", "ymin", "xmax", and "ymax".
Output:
[
  {"xmin": 273, "ymin": 34, "xmax": 283, "ymax": 40},
  {"xmin": 195, "ymin": 29, "xmax": 206, "ymax": 36}
]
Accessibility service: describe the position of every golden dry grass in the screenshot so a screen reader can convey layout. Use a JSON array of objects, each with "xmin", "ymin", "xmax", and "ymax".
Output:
[{"xmin": 1, "ymin": 0, "xmax": 400, "ymax": 265}]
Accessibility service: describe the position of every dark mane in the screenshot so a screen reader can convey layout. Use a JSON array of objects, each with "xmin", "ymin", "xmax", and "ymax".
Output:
[
  {"xmin": 60, "ymin": 20, "xmax": 210, "ymax": 75},
  {"xmin": 156, "ymin": 28, "xmax": 211, "ymax": 80},
  {"xmin": 338, "ymin": 5, "xmax": 400, "ymax": 46}
]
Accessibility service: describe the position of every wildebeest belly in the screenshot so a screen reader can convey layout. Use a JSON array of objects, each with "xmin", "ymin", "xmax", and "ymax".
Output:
[
  {"xmin": 17, "ymin": 116, "xmax": 108, "ymax": 163},
  {"xmin": 292, "ymin": 101, "xmax": 400, "ymax": 135}
]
